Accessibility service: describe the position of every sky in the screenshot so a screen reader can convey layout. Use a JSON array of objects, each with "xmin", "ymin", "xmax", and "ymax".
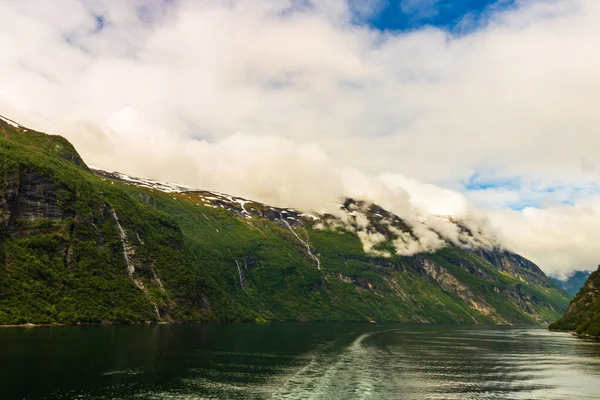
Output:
[{"xmin": 1, "ymin": 0, "xmax": 599, "ymax": 276}]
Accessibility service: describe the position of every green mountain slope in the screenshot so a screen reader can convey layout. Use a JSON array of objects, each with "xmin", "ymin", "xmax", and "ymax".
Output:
[
  {"xmin": 0, "ymin": 117, "xmax": 570, "ymax": 325},
  {"xmin": 550, "ymin": 266, "xmax": 600, "ymax": 337}
]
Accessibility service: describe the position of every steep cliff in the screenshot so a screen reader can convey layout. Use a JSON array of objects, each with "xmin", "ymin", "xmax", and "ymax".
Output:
[
  {"xmin": 550, "ymin": 266, "xmax": 600, "ymax": 337},
  {"xmin": 0, "ymin": 117, "xmax": 570, "ymax": 325},
  {"xmin": 0, "ymin": 118, "xmax": 208, "ymax": 324}
]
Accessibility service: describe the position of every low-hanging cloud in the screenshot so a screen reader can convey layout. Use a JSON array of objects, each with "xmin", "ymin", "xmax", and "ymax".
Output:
[
  {"xmin": 1, "ymin": 0, "xmax": 599, "ymax": 273},
  {"xmin": 488, "ymin": 199, "xmax": 600, "ymax": 277}
]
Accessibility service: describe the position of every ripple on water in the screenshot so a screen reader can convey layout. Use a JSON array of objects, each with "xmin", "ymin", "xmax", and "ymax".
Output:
[{"xmin": 4, "ymin": 325, "xmax": 600, "ymax": 400}]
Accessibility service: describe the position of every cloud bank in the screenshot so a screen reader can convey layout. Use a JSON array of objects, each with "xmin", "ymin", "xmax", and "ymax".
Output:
[{"xmin": 1, "ymin": 0, "xmax": 599, "ymax": 274}]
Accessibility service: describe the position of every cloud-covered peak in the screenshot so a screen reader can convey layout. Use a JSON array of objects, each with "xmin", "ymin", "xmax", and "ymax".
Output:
[{"xmin": 1, "ymin": 0, "xmax": 599, "ymax": 274}]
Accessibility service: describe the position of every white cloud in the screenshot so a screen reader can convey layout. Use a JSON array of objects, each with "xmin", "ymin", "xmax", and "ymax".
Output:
[
  {"xmin": 0, "ymin": 0, "xmax": 599, "ymax": 273},
  {"xmin": 489, "ymin": 198, "xmax": 600, "ymax": 276}
]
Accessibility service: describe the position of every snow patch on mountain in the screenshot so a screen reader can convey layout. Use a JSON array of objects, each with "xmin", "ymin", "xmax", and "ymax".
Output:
[
  {"xmin": 91, "ymin": 167, "xmax": 298, "ymax": 220},
  {"xmin": 91, "ymin": 168, "xmax": 193, "ymax": 193},
  {"xmin": 91, "ymin": 168, "xmax": 500, "ymax": 258}
]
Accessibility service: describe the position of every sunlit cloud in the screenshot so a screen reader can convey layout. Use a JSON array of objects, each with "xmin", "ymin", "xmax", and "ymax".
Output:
[{"xmin": 1, "ymin": 0, "xmax": 599, "ymax": 273}]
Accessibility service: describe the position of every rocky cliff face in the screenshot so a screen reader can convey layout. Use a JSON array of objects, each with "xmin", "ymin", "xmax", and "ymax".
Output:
[
  {"xmin": 2, "ymin": 171, "xmax": 69, "ymax": 235},
  {"xmin": 550, "ymin": 266, "xmax": 600, "ymax": 337},
  {"xmin": 0, "ymin": 117, "xmax": 571, "ymax": 325},
  {"xmin": 0, "ymin": 118, "xmax": 210, "ymax": 324}
]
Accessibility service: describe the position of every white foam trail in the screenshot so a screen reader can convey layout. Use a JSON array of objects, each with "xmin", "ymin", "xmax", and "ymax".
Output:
[{"xmin": 271, "ymin": 332, "xmax": 379, "ymax": 400}]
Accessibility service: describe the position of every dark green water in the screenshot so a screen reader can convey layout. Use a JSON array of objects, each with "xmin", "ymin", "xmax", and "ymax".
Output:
[{"xmin": 2, "ymin": 324, "xmax": 599, "ymax": 399}]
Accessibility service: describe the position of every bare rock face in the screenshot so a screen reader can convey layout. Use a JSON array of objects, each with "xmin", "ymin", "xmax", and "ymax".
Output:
[
  {"xmin": 480, "ymin": 249, "xmax": 549, "ymax": 287},
  {"xmin": 421, "ymin": 258, "xmax": 470, "ymax": 298},
  {"xmin": 415, "ymin": 257, "xmax": 503, "ymax": 322},
  {"xmin": 2, "ymin": 171, "xmax": 69, "ymax": 235}
]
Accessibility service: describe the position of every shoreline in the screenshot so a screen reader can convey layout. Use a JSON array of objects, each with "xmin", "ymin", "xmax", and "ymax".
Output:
[
  {"xmin": 549, "ymin": 327, "xmax": 600, "ymax": 340},
  {"xmin": 0, "ymin": 321, "xmax": 171, "ymax": 328},
  {"xmin": 0, "ymin": 320, "xmax": 542, "ymax": 329}
]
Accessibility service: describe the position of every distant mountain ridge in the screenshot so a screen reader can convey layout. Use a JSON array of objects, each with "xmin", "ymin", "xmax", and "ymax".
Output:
[
  {"xmin": 550, "ymin": 270, "xmax": 592, "ymax": 296},
  {"xmin": 0, "ymin": 115, "xmax": 570, "ymax": 325}
]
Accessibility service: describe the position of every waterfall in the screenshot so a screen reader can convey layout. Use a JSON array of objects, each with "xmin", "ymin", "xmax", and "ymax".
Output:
[
  {"xmin": 109, "ymin": 206, "xmax": 161, "ymax": 319},
  {"xmin": 109, "ymin": 207, "xmax": 135, "ymax": 277},
  {"xmin": 279, "ymin": 212, "xmax": 321, "ymax": 270},
  {"xmin": 235, "ymin": 259, "xmax": 247, "ymax": 292}
]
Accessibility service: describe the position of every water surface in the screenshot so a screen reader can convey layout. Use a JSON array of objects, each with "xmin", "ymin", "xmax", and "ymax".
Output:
[{"xmin": 1, "ymin": 324, "xmax": 599, "ymax": 399}]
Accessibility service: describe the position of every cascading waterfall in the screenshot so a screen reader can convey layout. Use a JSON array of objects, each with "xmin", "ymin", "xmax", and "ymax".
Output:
[
  {"xmin": 109, "ymin": 208, "xmax": 136, "ymax": 277},
  {"xmin": 278, "ymin": 212, "xmax": 321, "ymax": 270},
  {"xmin": 109, "ymin": 206, "xmax": 161, "ymax": 319},
  {"xmin": 235, "ymin": 259, "xmax": 247, "ymax": 292}
]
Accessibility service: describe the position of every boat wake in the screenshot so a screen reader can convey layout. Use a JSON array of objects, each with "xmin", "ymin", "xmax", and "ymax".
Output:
[{"xmin": 270, "ymin": 332, "xmax": 387, "ymax": 400}]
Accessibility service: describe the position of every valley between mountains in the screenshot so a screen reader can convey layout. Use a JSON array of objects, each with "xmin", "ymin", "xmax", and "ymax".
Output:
[{"xmin": 0, "ymin": 116, "xmax": 571, "ymax": 325}]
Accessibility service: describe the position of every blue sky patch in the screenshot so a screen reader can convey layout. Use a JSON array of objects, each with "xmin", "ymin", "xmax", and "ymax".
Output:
[
  {"xmin": 93, "ymin": 15, "xmax": 105, "ymax": 34},
  {"xmin": 462, "ymin": 172, "xmax": 521, "ymax": 191},
  {"xmin": 352, "ymin": 0, "xmax": 517, "ymax": 33},
  {"xmin": 461, "ymin": 172, "xmax": 600, "ymax": 210}
]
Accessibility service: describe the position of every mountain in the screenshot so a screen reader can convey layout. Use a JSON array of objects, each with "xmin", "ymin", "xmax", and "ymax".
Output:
[
  {"xmin": 549, "ymin": 266, "xmax": 600, "ymax": 337},
  {"xmin": 550, "ymin": 271, "xmax": 592, "ymax": 296},
  {"xmin": 0, "ymin": 116, "xmax": 570, "ymax": 325}
]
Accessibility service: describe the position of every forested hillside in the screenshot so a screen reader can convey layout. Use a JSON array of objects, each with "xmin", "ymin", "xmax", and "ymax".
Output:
[{"xmin": 0, "ymin": 117, "xmax": 570, "ymax": 325}]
